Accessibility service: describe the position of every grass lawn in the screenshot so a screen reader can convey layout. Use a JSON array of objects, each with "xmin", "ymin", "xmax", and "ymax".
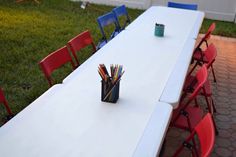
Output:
[{"xmin": 0, "ymin": 0, "xmax": 236, "ymax": 117}]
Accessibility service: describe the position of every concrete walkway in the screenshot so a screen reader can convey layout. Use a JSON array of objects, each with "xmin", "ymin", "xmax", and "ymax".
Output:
[{"xmin": 163, "ymin": 35, "xmax": 236, "ymax": 157}]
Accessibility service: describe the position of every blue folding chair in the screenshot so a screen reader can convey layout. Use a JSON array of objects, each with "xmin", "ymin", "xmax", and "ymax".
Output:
[
  {"xmin": 168, "ymin": 1, "xmax": 198, "ymax": 10},
  {"xmin": 97, "ymin": 12, "xmax": 120, "ymax": 50},
  {"xmin": 112, "ymin": 5, "xmax": 131, "ymax": 30}
]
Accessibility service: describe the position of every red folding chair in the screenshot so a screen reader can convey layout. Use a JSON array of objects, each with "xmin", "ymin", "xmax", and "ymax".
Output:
[
  {"xmin": 171, "ymin": 65, "xmax": 208, "ymax": 131},
  {"xmin": 184, "ymin": 75, "xmax": 217, "ymax": 114},
  {"xmin": 0, "ymin": 87, "xmax": 14, "ymax": 123},
  {"xmin": 39, "ymin": 46, "xmax": 76, "ymax": 87},
  {"xmin": 68, "ymin": 30, "xmax": 96, "ymax": 66},
  {"xmin": 193, "ymin": 23, "xmax": 215, "ymax": 61},
  {"xmin": 188, "ymin": 43, "xmax": 217, "ymax": 85},
  {"xmin": 186, "ymin": 44, "xmax": 217, "ymax": 111},
  {"xmin": 191, "ymin": 23, "xmax": 217, "ymax": 82},
  {"xmin": 174, "ymin": 65, "xmax": 218, "ymax": 134},
  {"xmin": 194, "ymin": 23, "xmax": 215, "ymax": 52},
  {"xmin": 173, "ymin": 113, "xmax": 215, "ymax": 157}
]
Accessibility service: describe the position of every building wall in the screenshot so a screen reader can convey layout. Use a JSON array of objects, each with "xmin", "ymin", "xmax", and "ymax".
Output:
[
  {"xmin": 198, "ymin": 0, "xmax": 236, "ymax": 22},
  {"xmin": 76, "ymin": 0, "xmax": 236, "ymax": 22},
  {"xmin": 151, "ymin": 0, "xmax": 236, "ymax": 22}
]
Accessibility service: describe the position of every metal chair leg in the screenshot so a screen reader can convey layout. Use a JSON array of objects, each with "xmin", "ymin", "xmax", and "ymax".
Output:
[{"xmin": 211, "ymin": 65, "xmax": 217, "ymax": 83}]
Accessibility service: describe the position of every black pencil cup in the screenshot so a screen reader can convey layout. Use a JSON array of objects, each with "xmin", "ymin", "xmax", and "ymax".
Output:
[{"xmin": 101, "ymin": 79, "xmax": 120, "ymax": 103}]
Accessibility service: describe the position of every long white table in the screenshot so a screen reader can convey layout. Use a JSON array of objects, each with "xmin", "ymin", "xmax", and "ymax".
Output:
[{"xmin": 0, "ymin": 6, "xmax": 204, "ymax": 157}]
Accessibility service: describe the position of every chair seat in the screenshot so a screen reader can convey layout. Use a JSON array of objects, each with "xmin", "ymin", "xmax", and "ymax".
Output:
[
  {"xmin": 171, "ymin": 105, "xmax": 204, "ymax": 130},
  {"xmin": 184, "ymin": 75, "xmax": 212, "ymax": 96},
  {"xmin": 193, "ymin": 50, "xmax": 208, "ymax": 63},
  {"xmin": 183, "ymin": 75, "xmax": 195, "ymax": 92},
  {"xmin": 110, "ymin": 30, "xmax": 120, "ymax": 39},
  {"xmin": 97, "ymin": 31, "xmax": 120, "ymax": 50},
  {"xmin": 114, "ymin": 31, "xmax": 120, "ymax": 36},
  {"xmin": 172, "ymin": 113, "xmax": 215, "ymax": 157},
  {"xmin": 202, "ymin": 80, "xmax": 212, "ymax": 96}
]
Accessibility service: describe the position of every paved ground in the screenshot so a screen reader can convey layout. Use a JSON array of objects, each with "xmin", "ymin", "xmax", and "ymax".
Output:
[{"xmin": 163, "ymin": 35, "xmax": 236, "ymax": 157}]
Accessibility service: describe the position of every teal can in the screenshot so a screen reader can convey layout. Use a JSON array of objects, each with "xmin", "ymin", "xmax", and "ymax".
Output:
[{"xmin": 155, "ymin": 23, "xmax": 165, "ymax": 37}]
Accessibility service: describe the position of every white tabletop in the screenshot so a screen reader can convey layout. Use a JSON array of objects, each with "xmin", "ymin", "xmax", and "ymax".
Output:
[
  {"xmin": 64, "ymin": 6, "xmax": 204, "ymax": 108},
  {"xmin": 160, "ymin": 39, "xmax": 197, "ymax": 108},
  {"xmin": 126, "ymin": 6, "xmax": 204, "ymax": 40},
  {"xmin": 133, "ymin": 102, "xmax": 172, "ymax": 157},
  {"xmin": 124, "ymin": 6, "xmax": 204, "ymax": 108},
  {"xmin": 0, "ymin": 6, "xmax": 204, "ymax": 157},
  {"xmin": 0, "ymin": 98, "xmax": 172, "ymax": 157}
]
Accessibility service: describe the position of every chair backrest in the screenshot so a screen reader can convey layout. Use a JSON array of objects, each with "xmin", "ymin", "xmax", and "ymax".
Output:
[
  {"xmin": 204, "ymin": 43, "xmax": 217, "ymax": 68},
  {"xmin": 195, "ymin": 113, "xmax": 215, "ymax": 157},
  {"xmin": 196, "ymin": 23, "xmax": 216, "ymax": 49},
  {"xmin": 39, "ymin": 46, "xmax": 76, "ymax": 86},
  {"xmin": 168, "ymin": 1, "xmax": 198, "ymax": 10},
  {"xmin": 112, "ymin": 5, "xmax": 131, "ymax": 30},
  {"xmin": 188, "ymin": 65, "xmax": 208, "ymax": 102},
  {"xmin": 68, "ymin": 30, "xmax": 96, "ymax": 66},
  {"xmin": 204, "ymin": 23, "xmax": 216, "ymax": 41},
  {"xmin": 0, "ymin": 87, "xmax": 13, "ymax": 116},
  {"xmin": 97, "ymin": 12, "xmax": 120, "ymax": 42}
]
